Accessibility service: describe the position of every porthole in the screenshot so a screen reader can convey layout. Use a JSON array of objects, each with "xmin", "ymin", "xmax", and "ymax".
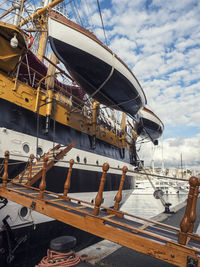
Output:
[
  {"xmin": 19, "ymin": 206, "xmax": 28, "ymax": 218},
  {"xmin": 37, "ymin": 147, "xmax": 43, "ymax": 156},
  {"xmin": 118, "ymin": 165, "xmax": 120, "ymax": 169},
  {"xmin": 23, "ymin": 144, "xmax": 30, "ymax": 153},
  {"xmin": 76, "ymin": 156, "xmax": 80, "ymax": 163},
  {"xmin": 84, "ymin": 157, "xmax": 87, "ymax": 164},
  {"xmin": 25, "ymin": 98, "xmax": 29, "ymax": 103},
  {"xmin": 96, "ymin": 160, "xmax": 99, "ymax": 165}
]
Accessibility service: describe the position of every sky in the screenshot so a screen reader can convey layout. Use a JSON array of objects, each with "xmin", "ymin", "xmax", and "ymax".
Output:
[
  {"xmin": 80, "ymin": 0, "xmax": 200, "ymax": 170},
  {"xmin": 1, "ymin": 0, "xmax": 200, "ymax": 170}
]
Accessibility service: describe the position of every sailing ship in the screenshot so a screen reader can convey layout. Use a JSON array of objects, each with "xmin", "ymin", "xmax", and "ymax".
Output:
[{"xmin": 0, "ymin": 0, "xmax": 164, "ymax": 265}]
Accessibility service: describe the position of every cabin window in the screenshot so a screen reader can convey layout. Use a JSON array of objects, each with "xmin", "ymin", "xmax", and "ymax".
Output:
[
  {"xmin": 84, "ymin": 157, "xmax": 87, "ymax": 164},
  {"xmin": 19, "ymin": 206, "xmax": 28, "ymax": 218},
  {"xmin": 25, "ymin": 98, "xmax": 29, "ymax": 103},
  {"xmin": 23, "ymin": 144, "xmax": 30, "ymax": 153},
  {"xmin": 76, "ymin": 156, "xmax": 80, "ymax": 163}
]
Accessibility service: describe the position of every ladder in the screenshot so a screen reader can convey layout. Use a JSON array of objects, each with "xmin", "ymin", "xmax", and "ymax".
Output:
[{"xmin": 11, "ymin": 142, "xmax": 75, "ymax": 186}]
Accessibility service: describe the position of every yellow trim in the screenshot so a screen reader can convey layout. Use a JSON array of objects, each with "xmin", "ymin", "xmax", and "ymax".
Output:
[{"xmin": 0, "ymin": 71, "xmax": 133, "ymax": 150}]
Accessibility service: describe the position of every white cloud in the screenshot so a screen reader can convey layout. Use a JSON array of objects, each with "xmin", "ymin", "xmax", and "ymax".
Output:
[{"xmin": 138, "ymin": 134, "xmax": 200, "ymax": 170}]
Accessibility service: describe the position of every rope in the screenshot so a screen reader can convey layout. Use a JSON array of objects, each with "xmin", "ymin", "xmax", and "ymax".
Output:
[
  {"xmin": 90, "ymin": 53, "xmax": 115, "ymax": 99},
  {"xmin": 96, "ymin": 0, "xmax": 108, "ymax": 46},
  {"xmin": 35, "ymin": 249, "xmax": 81, "ymax": 267},
  {"xmin": 136, "ymin": 151, "xmax": 167, "ymax": 207}
]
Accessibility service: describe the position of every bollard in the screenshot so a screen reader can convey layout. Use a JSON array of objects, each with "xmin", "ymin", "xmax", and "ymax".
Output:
[
  {"xmin": 2, "ymin": 151, "xmax": 9, "ymax": 187},
  {"xmin": 94, "ymin": 163, "xmax": 109, "ymax": 216},
  {"xmin": 114, "ymin": 166, "xmax": 128, "ymax": 210},
  {"xmin": 178, "ymin": 177, "xmax": 199, "ymax": 245},
  {"xmin": 27, "ymin": 154, "xmax": 34, "ymax": 186},
  {"xmin": 39, "ymin": 155, "xmax": 48, "ymax": 199},
  {"xmin": 63, "ymin": 159, "xmax": 74, "ymax": 198}
]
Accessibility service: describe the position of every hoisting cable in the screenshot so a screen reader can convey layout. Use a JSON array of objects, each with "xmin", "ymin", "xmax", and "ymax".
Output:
[
  {"xmin": 135, "ymin": 151, "xmax": 173, "ymax": 213},
  {"xmin": 96, "ymin": 0, "xmax": 108, "ymax": 46}
]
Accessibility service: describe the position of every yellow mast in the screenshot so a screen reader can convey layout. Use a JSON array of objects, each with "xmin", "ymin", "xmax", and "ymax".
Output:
[{"xmin": 20, "ymin": 0, "xmax": 64, "ymax": 27}]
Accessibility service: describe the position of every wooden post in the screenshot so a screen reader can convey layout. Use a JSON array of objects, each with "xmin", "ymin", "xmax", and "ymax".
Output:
[
  {"xmin": 114, "ymin": 166, "xmax": 128, "ymax": 210},
  {"xmin": 63, "ymin": 159, "xmax": 74, "ymax": 198},
  {"xmin": 27, "ymin": 154, "xmax": 34, "ymax": 186},
  {"xmin": 94, "ymin": 163, "xmax": 109, "ymax": 216},
  {"xmin": 189, "ymin": 180, "xmax": 199, "ymax": 233},
  {"xmin": 39, "ymin": 155, "xmax": 48, "ymax": 199},
  {"xmin": 178, "ymin": 177, "xmax": 199, "ymax": 245},
  {"xmin": 2, "ymin": 151, "xmax": 9, "ymax": 187}
]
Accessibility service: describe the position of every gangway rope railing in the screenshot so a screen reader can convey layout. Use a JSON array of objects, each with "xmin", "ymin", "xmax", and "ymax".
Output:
[{"xmin": 5, "ymin": 152, "xmax": 192, "ymax": 182}]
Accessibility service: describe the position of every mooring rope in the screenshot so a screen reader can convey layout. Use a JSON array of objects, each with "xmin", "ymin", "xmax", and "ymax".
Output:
[{"xmin": 35, "ymin": 249, "xmax": 81, "ymax": 267}]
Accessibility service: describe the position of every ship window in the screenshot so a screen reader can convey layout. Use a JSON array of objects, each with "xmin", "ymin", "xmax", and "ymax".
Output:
[
  {"xmin": 76, "ymin": 156, "xmax": 80, "ymax": 163},
  {"xmin": 37, "ymin": 147, "xmax": 43, "ymax": 156},
  {"xmin": 96, "ymin": 160, "xmax": 99, "ymax": 165},
  {"xmin": 23, "ymin": 144, "xmax": 30, "ymax": 153},
  {"xmin": 25, "ymin": 98, "xmax": 29, "ymax": 103},
  {"xmin": 19, "ymin": 206, "xmax": 28, "ymax": 218},
  {"xmin": 84, "ymin": 157, "xmax": 87, "ymax": 164}
]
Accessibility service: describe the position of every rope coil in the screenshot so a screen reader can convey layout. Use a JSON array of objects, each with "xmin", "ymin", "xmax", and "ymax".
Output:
[{"xmin": 35, "ymin": 249, "xmax": 81, "ymax": 267}]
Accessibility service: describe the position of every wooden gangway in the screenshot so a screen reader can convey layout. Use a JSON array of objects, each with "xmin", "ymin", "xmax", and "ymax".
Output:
[{"xmin": 0, "ymin": 150, "xmax": 200, "ymax": 267}]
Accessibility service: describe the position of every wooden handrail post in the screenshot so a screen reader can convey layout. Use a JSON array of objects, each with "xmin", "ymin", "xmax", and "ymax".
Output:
[
  {"xmin": 63, "ymin": 159, "xmax": 74, "ymax": 198},
  {"xmin": 94, "ymin": 163, "xmax": 109, "ymax": 216},
  {"xmin": 114, "ymin": 166, "xmax": 128, "ymax": 210},
  {"xmin": 189, "ymin": 179, "xmax": 200, "ymax": 233},
  {"xmin": 27, "ymin": 154, "xmax": 35, "ymax": 186},
  {"xmin": 39, "ymin": 155, "xmax": 48, "ymax": 199},
  {"xmin": 178, "ymin": 177, "xmax": 199, "ymax": 245},
  {"xmin": 2, "ymin": 151, "xmax": 9, "ymax": 187}
]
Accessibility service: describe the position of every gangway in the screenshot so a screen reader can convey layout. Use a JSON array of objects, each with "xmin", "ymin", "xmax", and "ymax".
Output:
[{"xmin": 0, "ymin": 150, "xmax": 200, "ymax": 267}]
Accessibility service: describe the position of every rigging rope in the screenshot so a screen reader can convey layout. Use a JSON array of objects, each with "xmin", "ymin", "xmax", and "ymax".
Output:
[{"xmin": 96, "ymin": 0, "xmax": 108, "ymax": 46}]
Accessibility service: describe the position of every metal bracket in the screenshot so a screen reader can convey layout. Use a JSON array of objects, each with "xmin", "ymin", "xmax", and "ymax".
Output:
[
  {"xmin": 187, "ymin": 256, "xmax": 198, "ymax": 267},
  {"xmin": 30, "ymin": 201, "xmax": 36, "ymax": 210}
]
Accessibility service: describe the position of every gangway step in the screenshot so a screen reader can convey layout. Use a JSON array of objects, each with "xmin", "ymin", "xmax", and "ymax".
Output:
[{"xmin": 11, "ymin": 142, "xmax": 75, "ymax": 186}]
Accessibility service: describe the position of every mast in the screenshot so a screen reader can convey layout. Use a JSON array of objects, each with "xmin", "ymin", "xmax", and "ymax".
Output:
[
  {"xmin": 13, "ymin": 0, "xmax": 22, "ymax": 25},
  {"xmin": 180, "ymin": 153, "xmax": 183, "ymax": 179},
  {"xmin": 37, "ymin": 0, "xmax": 52, "ymax": 62}
]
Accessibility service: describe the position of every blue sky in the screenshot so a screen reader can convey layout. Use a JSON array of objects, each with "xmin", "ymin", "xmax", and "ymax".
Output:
[
  {"xmin": 81, "ymin": 0, "xmax": 200, "ymax": 169},
  {"xmin": 1, "ymin": 0, "xmax": 200, "ymax": 169}
]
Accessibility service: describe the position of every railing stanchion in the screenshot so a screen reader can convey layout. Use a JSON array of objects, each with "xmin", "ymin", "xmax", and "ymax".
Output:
[
  {"xmin": 2, "ymin": 151, "xmax": 9, "ymax": 187},
  {"xmin": 39, "ymin": 155, "xmax": 48, "ymax": 199},
  {"xmin": 94, "ymin": 163, "xmax": 109, "ymax": 216},
  {"xmin": 63, "ymin": 159, "xmax": 74, "ymax": 198},
  {"xmin": 27, "ymin": 154, "xmax": 35, "ymax": 186},
  {"xmin": 178, "ymin": 177, "xmax": 199, "ymax": 245},
  {"xmin": 114, "ymin": 166, "xmax": 128, "ymax": 210}
]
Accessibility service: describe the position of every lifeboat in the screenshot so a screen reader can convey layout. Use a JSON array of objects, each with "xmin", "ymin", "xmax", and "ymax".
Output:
[
  {"xmin": 48, "ymin": 10, "xmax": 146, "ymax": 117},
  {"xmin": 137, "ymin": 107, "xmax": 164, "ymax": 142}
]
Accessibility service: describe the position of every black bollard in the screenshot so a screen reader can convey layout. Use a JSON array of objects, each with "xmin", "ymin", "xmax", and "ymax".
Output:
[{"xmin": 50, "ymin": 235, "xmax": 77, "ymax": 253}]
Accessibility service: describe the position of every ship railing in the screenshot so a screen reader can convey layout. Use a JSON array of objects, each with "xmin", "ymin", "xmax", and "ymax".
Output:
[{"xmin": 1, "ymin": 152, "xmax": 192, "ymax": 183}]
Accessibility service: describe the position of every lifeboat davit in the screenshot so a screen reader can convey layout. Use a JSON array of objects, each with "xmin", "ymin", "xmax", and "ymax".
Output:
[
  {"xmin": 48, "ymin": 10, "xmax": 146, "ymax": 117},
  {"xmin": 137, "ymin": 107, "xmax": 164, "ymax": 142}
]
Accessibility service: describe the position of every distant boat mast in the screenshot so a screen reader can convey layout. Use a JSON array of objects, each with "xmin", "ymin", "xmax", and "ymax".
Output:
[{"xmin": 180, "ymin": 153, "xmax": 183, "ymax": 179}]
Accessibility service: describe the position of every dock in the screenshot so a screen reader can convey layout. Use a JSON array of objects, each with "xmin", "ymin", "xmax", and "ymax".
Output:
[{"xmin": 0, "ymin": 148, "xmax": 200, "ymax": 267}]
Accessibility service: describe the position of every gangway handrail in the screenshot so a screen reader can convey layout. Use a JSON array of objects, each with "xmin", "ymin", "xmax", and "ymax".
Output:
[{"xmin": 1, "ymin": 150, "xmax": 200, "ymax": 266}]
